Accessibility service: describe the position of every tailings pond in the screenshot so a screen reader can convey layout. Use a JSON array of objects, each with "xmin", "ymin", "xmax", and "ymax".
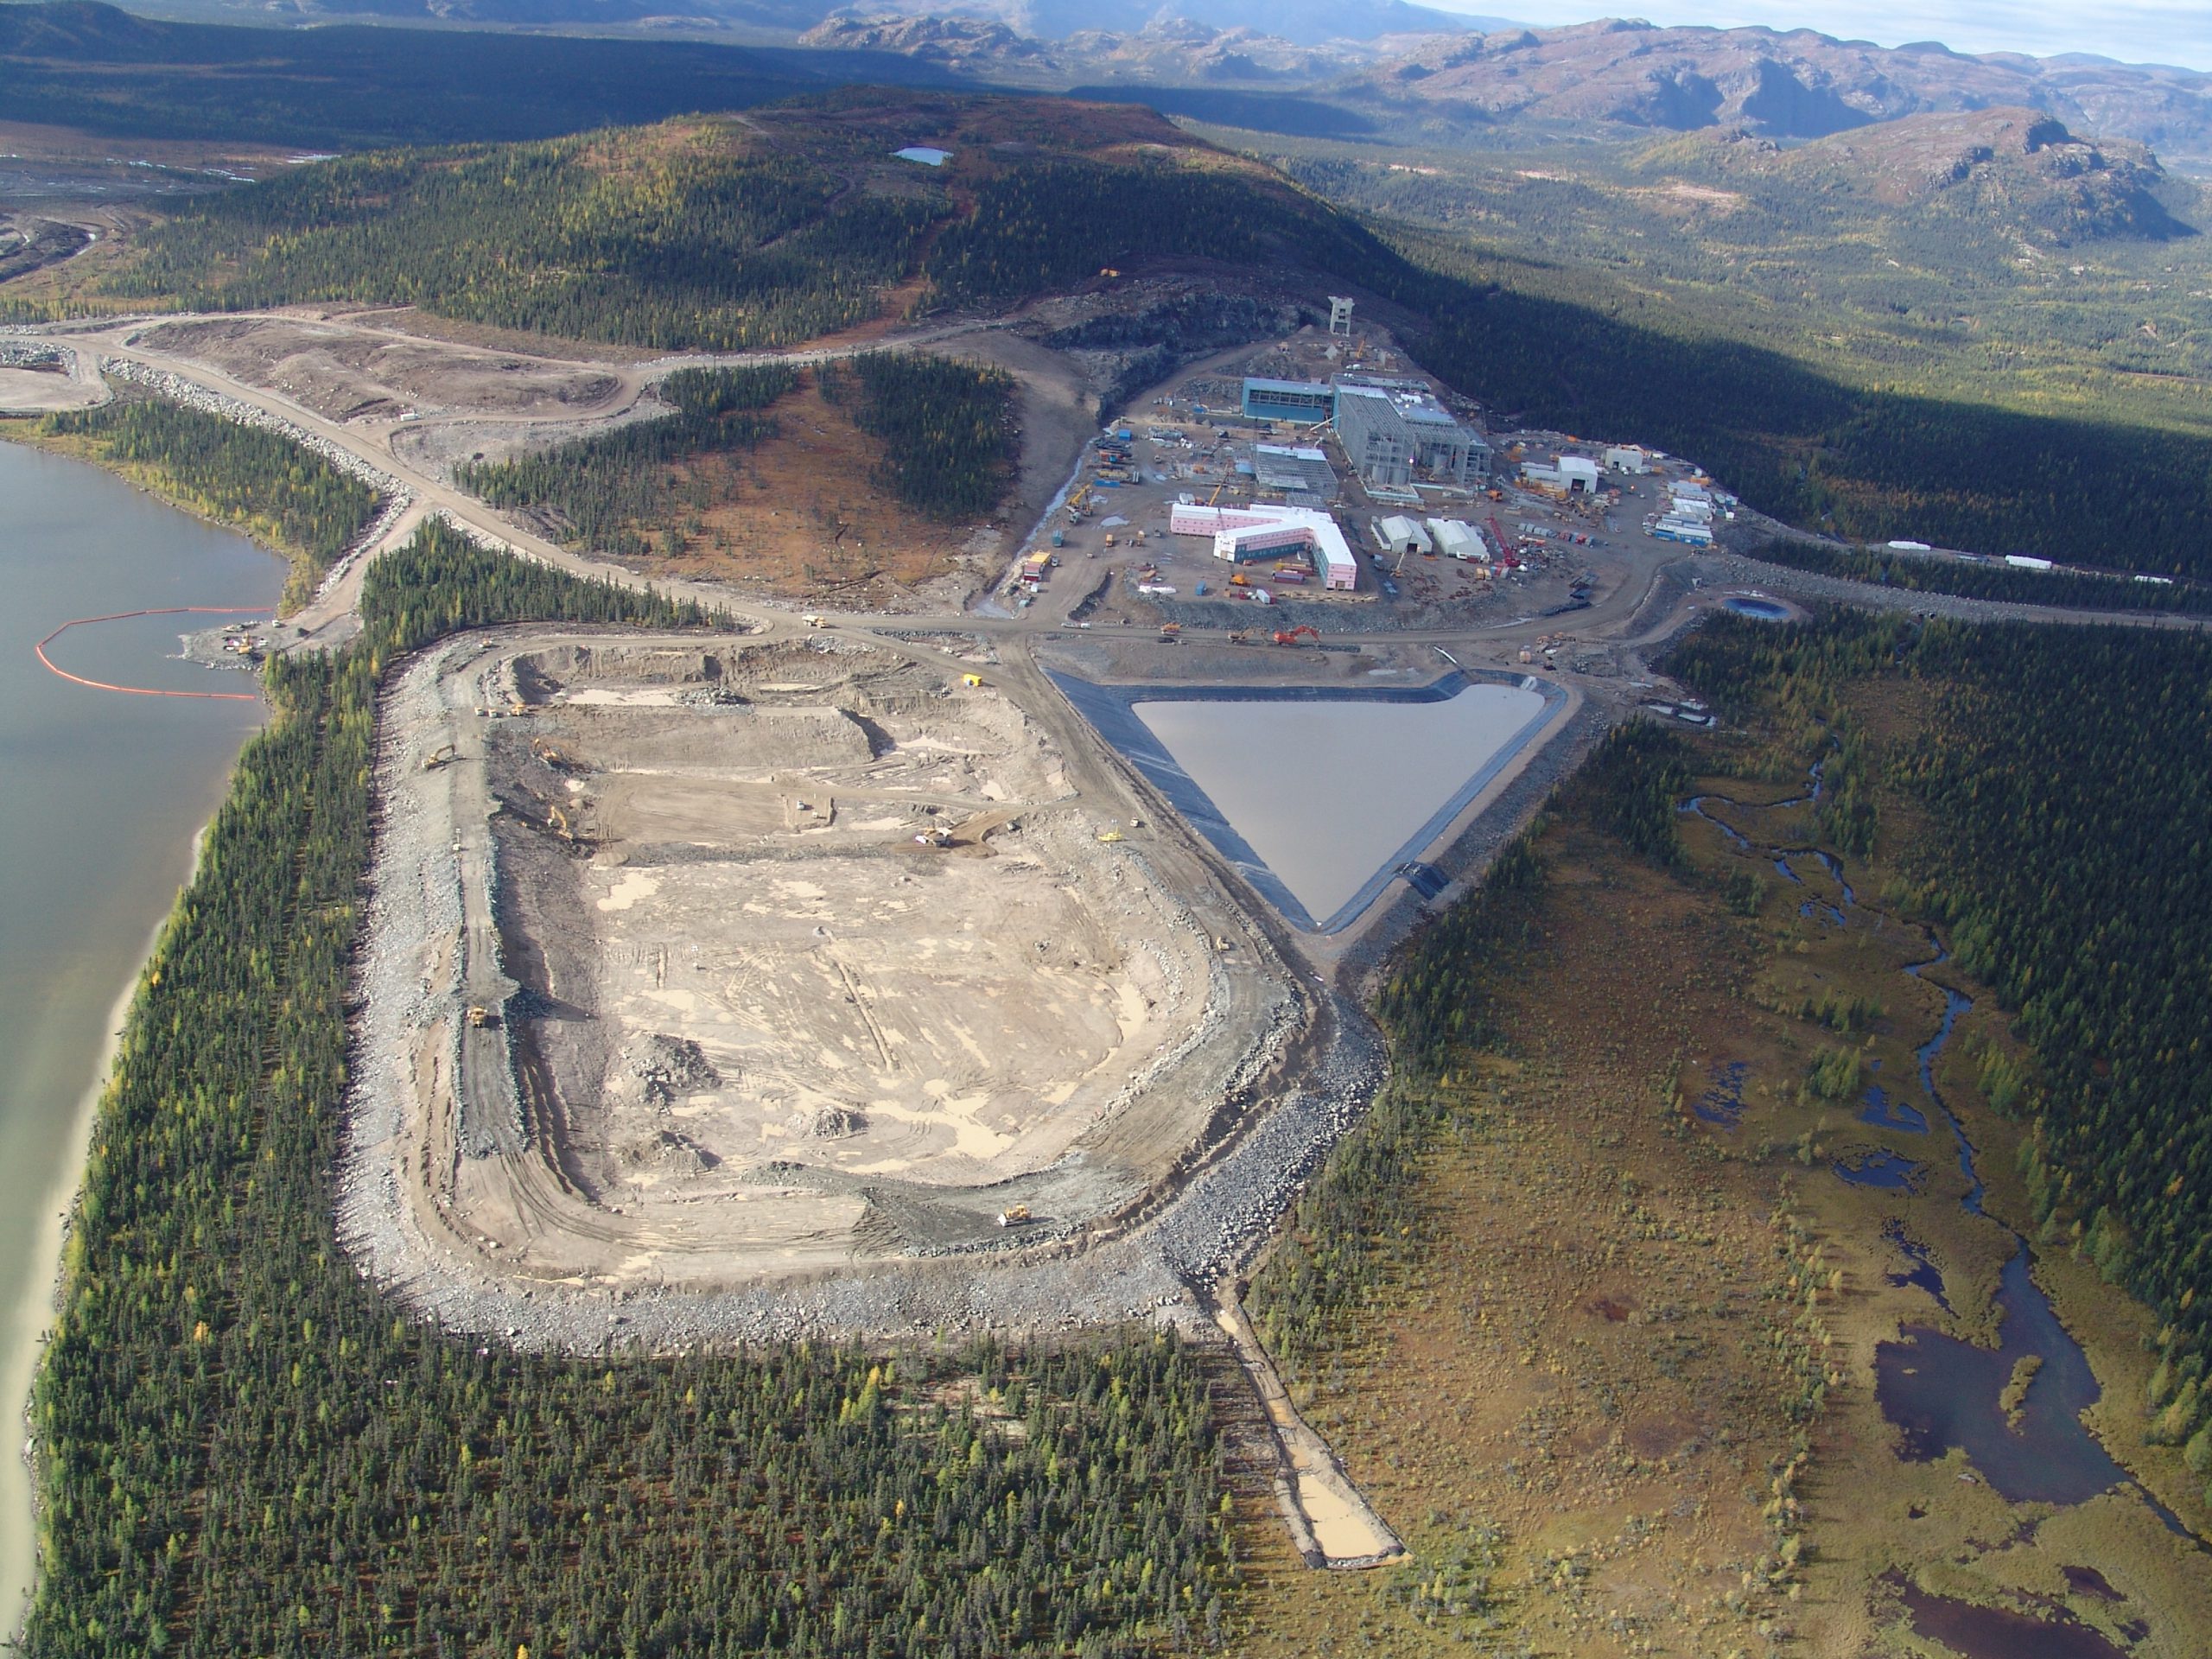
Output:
[
  {"xmin": 1054, "ymin": 672, "xmax": 1563, "ymax": 932},
  {"xmin": 0, "ymin": 440, "xmax": 280, "ymax": 1634}
]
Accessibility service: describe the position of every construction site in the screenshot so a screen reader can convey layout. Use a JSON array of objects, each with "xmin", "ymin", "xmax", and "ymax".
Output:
[{"xmin": 344, "ymin": 626, "xmax": 1311, "ymax": 1309}]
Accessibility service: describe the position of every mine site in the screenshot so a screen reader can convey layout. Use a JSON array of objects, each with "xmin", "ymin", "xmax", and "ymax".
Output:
[
  {"xmin": 16, "ymin": 280, "xmax": 1775, "ymax": 1363},
  {"xmin": 346, "ymin": 623, "xmax": 1319, "ymax": 1314}
]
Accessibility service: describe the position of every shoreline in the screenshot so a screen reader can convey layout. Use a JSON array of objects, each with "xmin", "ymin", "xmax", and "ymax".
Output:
[
  {"xmin": 0, "ymin": 418, "xmax": 371, "ymax": 619},
  {"xmin": 0, "ymin": 867, "xmax": 197, "ymax": 1644}
]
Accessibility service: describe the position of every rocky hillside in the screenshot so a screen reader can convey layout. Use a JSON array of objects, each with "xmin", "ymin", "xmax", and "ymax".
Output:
[
  {"xmin": 803, "ymin": 15, "xmax": 2212, "ymax": 171},
  {"xmin": 1646, "ymin": 106, "xmax": 2198, "ymax": 242},
  {"xmin": 1363, "ymin": 23, "xmax": 2212, "ymax": 168},
  {"xmin": 798, "ymin": 15, "xmax": 1379, "ymax": 82}
]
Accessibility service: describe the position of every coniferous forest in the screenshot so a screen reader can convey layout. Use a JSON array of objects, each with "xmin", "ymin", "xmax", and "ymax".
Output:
[
  {"xmin": 32, "ymin": 397, "xmax": 381, "ymax": 608},
  {"xmin": 1669, "ymin": 612, "xmax": 2212, "ymax": 1481},
  {"xmin": 24, "ymin": 518, "xmax": 1232, "ymax": 1659},
  {"xmin": 112, "ymin": 136, "xmax": 934, "ymax": 350},
  {"xmin": 822, "ymin": 354, "xmax": 1018, "ymax": 520},
  {"xmin": 41, "ymin": 93, "xmax": 2212, "ymax": 575},
  {"xmin": 1738, "ymin": 537, "xmax": 2212, "ymax": 615},
  {"xmin": 455, "ymin": 366, "xmax": 796, "ymax": 559}
]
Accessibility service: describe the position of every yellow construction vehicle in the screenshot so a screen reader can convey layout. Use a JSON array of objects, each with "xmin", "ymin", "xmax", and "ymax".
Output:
[
  {"xmin": 532, "ymin": 737, "xmax": 584, "ymax": 774},
  {"xmin": 1096, "ymin": 830, "xmax": 1124, "ymax": 844},
  {"xmin": 465, "ymin": 1005, "xmax": 495, "ymax": 1028},
  {"xmin": 961, "ymin": 673, "xmax": 985, "ymax": 688},
  {"xmin": 423, "ymin": 744, "xmax": 459, "ymax": 771},
  {"xmin": 997, "ymin": 1204, "xmax": 1033, "ymax": 1227}
]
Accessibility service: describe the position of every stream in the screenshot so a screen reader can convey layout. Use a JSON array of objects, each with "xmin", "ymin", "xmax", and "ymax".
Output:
[{"xmin": 1677, "ymin": 765, "xmax": 2197, "ymax": 1541}]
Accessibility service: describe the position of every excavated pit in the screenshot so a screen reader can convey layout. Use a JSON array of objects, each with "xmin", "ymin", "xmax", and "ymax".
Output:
[{"xmin": 346, "ymin": 628, "xmax": 1293, "ymax": 1307}]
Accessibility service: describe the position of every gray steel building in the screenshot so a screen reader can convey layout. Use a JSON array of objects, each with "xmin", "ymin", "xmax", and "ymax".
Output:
[{"xmin": 1331, "ymin": 379, "xmax": 1491, "ymax": 489}]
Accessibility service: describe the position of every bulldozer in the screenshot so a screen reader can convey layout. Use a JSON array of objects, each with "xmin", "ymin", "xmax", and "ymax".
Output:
[{"xmin": 996, "ymin": 1204, "xmax": 1033, "ymax": 1228}]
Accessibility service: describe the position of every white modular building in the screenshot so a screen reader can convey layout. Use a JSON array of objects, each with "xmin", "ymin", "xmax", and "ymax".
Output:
[
  {"xmin": 1652, "ymin": 516, "xmax": 1714, "ymax": 546},
  {"xmin": 1665, "ymin": 486, "xmax": 1716, "ymax": 525},
  {"xmin": 1605, "ymin": 446, "xmax": 1649, "ymax": 474},
  {"xmin": 1171, "ymin": 502, "xmax": 1358, "ymax": 590}
]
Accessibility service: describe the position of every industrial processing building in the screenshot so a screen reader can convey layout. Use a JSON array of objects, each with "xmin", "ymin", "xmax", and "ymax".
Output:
[
  {"xmin": 1331, "ymin": 379, "xmax": 1491, "ymax": 490},
  {"xmin": 1171, "ymin": 502, "xmax": 1358, "ymax": 590},
  {"xmin": 1242, "ymin": 378, "xmax": 1337, "ymax": 425}
]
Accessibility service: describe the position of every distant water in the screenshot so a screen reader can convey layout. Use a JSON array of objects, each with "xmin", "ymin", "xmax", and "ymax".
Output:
[{"xmin": 0, "ymin": 442, "xmax": 280, "ymax": 1635}]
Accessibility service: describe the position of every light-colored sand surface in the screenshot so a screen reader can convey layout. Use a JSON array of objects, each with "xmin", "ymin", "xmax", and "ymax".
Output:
[
  {"xmin": 1135, "ymin": 684, "xmax": 1548, "ymax": 920},
  {"xmin": 0, "ymin": 365, "xmax": 102, "ymax": 412},
  {"xmin": 348, "ymin": 628, "xmax": 1296, "ymax": 1297}
]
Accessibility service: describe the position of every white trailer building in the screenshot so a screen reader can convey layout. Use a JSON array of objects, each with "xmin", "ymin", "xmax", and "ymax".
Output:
[{"xmin": 1172, "ymin": 502, "xmax": 1358, "ymax": 590}]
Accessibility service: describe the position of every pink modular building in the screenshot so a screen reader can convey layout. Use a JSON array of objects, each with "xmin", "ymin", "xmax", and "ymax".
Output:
[{"xmin": 1167, "ymin": 503, "xmax": 1357, "ymax": 590}]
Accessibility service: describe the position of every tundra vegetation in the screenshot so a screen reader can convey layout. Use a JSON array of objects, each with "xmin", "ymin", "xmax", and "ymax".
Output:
[{"xmin": 1231, "ymin": 620, "xmax": 2210, "ymax": 1653}]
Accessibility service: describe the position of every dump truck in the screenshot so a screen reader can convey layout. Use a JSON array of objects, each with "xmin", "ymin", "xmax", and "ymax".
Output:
[{"xmin": 465, "ymin": 1005, "xmax": 497, "ymax": 1029}]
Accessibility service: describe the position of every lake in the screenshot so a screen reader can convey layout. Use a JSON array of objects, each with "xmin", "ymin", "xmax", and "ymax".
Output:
[{"xmin": 0, "ymin": 439, "xmax": 280, "ymax": 1635}]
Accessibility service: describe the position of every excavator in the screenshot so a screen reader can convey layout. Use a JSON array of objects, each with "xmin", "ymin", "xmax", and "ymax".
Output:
[
  {"xmin": 1272, "ymin": 626, "xmax": 1321, "ymax": 647},
  {"xmin": 532, "ymin": 736, "xmax": 586, "ymax": 775}
]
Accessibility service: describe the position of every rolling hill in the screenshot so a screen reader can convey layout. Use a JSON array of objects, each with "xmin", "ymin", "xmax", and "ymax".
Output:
[
  {"xmin": 59, "ymin": 85, "xmax": 2212, "ymax": 577},
  {"xmin": 101, "ymin": 92, "xmax": 1386, "ymax": 347},
  {"xmin": 1644, "ymin": 107, "xmax": 2196, "ymax": 244}
]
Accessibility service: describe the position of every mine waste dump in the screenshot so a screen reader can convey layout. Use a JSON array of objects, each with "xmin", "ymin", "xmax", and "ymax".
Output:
[
  {"xmin": 1056, "ymin": 674, "xmax": 1562, "ymax": 933},
  {"xmin": 344, "ymin": 630, "xmax": 1294, "ymax": 1313}
]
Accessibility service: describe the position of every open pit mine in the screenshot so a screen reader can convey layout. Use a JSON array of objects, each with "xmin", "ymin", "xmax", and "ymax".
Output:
[{"xmin": 340, "ymin": 627, "xmax": 1331, "ymax": 1344}]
